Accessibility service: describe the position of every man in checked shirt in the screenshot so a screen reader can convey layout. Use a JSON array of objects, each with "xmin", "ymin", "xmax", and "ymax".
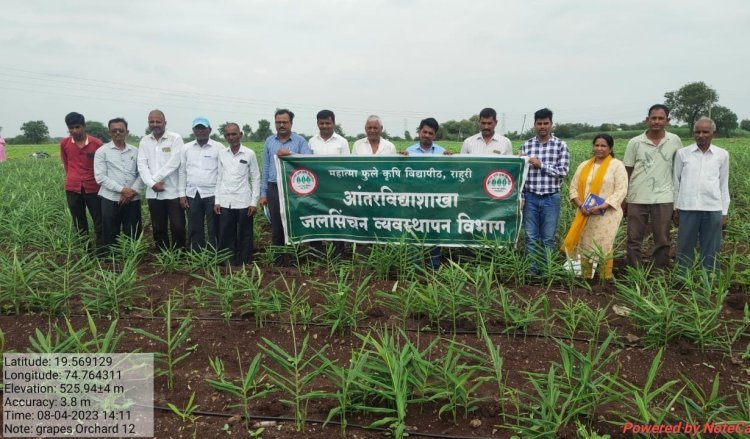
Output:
[{"xmin": 520, "ymin": 108, "xmax": 570, "ymax": 275}]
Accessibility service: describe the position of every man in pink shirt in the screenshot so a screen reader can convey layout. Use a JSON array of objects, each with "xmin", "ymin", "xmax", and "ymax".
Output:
[{"xmin": 60, "ymin": 112, "xmax": 104, "ymax": 249}]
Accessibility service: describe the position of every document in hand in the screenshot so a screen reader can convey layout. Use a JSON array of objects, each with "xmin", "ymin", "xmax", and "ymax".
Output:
[{"xmin": 583, "ymin": 193, "xmax": 606, "ymax": 215}]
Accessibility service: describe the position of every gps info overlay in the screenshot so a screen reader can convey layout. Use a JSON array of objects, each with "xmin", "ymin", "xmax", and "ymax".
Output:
[{"xmin": 3, "ymin": 353, "xmax": 153, "ymax": 437}]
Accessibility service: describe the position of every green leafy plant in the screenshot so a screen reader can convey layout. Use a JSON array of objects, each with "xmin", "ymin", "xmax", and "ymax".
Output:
[
  {"xmin": 259, "ymin": 333, "xmax": 328, "ymax": 431},
  {"xmin": 206, "ymin": 351, "xmax": 273, "ymax": 431},
  {"xmin": 129, "ymin": 295, "xmax": 197, "ymax": 389}
]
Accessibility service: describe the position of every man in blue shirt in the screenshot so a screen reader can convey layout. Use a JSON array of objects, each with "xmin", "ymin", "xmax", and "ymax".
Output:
[
  {"xmin": 402, "ymin": 117, "xmax": 446, "ymax": 155},
  {"xmin": 402, "ymin": 117, "xmax": 447, "ymax": 268},
  {"xmin": 258, "ymin": 109, "xmax": 312, "ymax": 266}
]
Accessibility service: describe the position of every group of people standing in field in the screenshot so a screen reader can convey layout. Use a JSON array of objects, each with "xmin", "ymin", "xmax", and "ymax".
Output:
[
  {"xmin": 58, "ymin": 103, "xmax": 729, "ymax": 276},
  {"xmin": 528, "ymin": 104, "xmax": 729, "ymax": 279}
]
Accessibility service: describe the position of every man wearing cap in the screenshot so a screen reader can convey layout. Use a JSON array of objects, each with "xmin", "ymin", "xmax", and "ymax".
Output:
[
  {"xmin": 258, "ymin": 109, "xmax": 312, "ymax": 266},
  {"xmin": 94, "ymin": 118, "xmax": 143, "ymax": 252},
  {"xmin": 137, "ymin": 109, "xmax": 186, "ymax": 250},
  {"xmin": 179, "ymin": 117, "xmax": 223, "ymax": 251},
  {"xmin": 60, "ymin": 111, "xmax": 104, "ymax": 249}
]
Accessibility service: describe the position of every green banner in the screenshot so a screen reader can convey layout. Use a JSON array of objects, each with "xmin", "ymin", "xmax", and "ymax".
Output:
[{"xmin": 276, "ymin": 155, "xmax": 528, "ymax": 247}]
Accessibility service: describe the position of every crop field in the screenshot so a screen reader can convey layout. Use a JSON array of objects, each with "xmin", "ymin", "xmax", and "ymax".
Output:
[{"xmin": 1, "ymin": 138, "xmax": 750, "ymax": 438}]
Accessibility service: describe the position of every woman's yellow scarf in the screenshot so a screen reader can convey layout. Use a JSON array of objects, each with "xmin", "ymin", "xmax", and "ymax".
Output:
[{"xmin": 561, "ymin": 155, "xmax": 612, "ymax": 257}]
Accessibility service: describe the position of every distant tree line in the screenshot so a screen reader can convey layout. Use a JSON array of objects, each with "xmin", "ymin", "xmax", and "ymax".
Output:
[{"xmin": 4, "ymin": 82, "xmax": 748, "ymax": 145}]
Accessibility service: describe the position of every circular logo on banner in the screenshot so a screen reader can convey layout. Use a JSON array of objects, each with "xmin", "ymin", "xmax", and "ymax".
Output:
[
  {"xmin": 289, "ymin": 169, "xmax": 318, "ymax": 196},
  {"xmin": 484, "ymin": 170, "xmax": 515, "ymax": 199}
]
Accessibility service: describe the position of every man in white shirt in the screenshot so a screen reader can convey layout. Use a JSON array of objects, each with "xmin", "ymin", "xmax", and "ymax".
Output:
[
  {"xmin": 94, "ymin": 117, "xmax": 143, "ymax": 252},
  {"xmin": 308, "ymin": 110, "xmax": 350, "ymax": 156},
  {"xmin": 179, "ymin": 117, "xmax": 223, "ymax": 251},
  {"xmin": 673, "ymin": 117, "xmax": 730, "ymax": 272},
  {"xmin": 461, "ymin": 108, "xmax": 513, "ymax": 155},
  {"xmin": 352, "ymin": 115, "xmax": 396, "ymax": 155},
  {"xmin": 214, "ymin": 123, "xmax": 261, "ymax": 266},
  {"xmin": 308, "ymin": 109, "xmax": 349, "ymax": 258},
  {"xmin": 137, "ymin": 109, "xmax": 185, "ymax": 250}
]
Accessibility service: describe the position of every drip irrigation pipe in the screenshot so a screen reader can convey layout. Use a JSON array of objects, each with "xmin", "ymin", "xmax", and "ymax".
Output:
[
  {"xmin": 149, "ymin": 404, "xmax": 498, "ymax": 439},
  {"xmin": 61, "ymin": 313, "xmax": 748, "ymax": 354}
]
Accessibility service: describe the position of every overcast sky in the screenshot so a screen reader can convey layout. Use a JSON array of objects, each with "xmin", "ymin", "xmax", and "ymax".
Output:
[{"xmin": 1, "ymin": 0, "xmax": 748, "ymax": 140}]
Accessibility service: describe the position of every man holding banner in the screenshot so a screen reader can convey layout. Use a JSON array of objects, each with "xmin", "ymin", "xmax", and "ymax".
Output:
[
  {"xmin": 258, "ymin": 109, "xmax": 311, "ymax": 266},
  {"xmin": 402, "ymin": 117, "xmax": 447, "ymax": 268}
]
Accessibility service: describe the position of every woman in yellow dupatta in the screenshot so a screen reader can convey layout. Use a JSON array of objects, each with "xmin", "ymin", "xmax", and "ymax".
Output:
[{"xmin": 562, "ymin": 134, "xmax": 628, "ymax": 279}]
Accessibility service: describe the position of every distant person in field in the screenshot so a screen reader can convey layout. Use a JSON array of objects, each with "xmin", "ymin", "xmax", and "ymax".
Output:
[
  {"xmin": 308, "ymin": 109, "xmax": 349, "ymax": 258},
  {"xmin": 94, "ymin": 118, "xmax": 143, "ymax": 252},
  {"xmin": 520, "ymin": 108, "xmax": 570, "ymax": 275},
  {"xmin": 137, "ymin": 109, "xmax": 186, "ymax": 250},
  {"xmin": 0, "ymin": 133, "xmax": 6, "ymax": 162},
  {"xmin": 179, "ymin": 117, "xmax": 222, "ymax": 252},
  {"xmin": 623, "ymin": 104, "xmax": 683, "ymax": 270},
  {"xmin": 562, "ymin": 134, "xmax": 628, "ymax": 280},
  {"xmin": 60, "ymin": 111, "xmax": 104, "ymax": 250},
  {"xmin": 460, "ymin": 107, "xmax": 513, "ymax": 155},
  {"xmin": 673, "ymin": 117, "xmax": 730, "ymax": 273},
  {"xmin": 401, "ymin": 117, "xmax": 446, "ymax": 269},
  {"xmin": 258, "ymin": 109, "xmax": 312, "ymax": 266},
  {"xmin": 214, "ymin": 123, "xmax": 261, "ymax": 267},
  {"xmin": 352, "ymin": 115, "xmax": 397, "ymax": 155}
]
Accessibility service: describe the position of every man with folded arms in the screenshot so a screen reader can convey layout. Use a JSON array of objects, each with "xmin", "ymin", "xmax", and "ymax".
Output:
[
  {"xmin": 137, "ymin": 109, "xmax": 185, "ymax": 250},
  {"xmin": 94, "ymin": 118, "xmax": 143, "ymax": 252},
  {"xmin": 179, "ymin": 117, "xmax": 223, "ymax": 251},
  {"xmin": 214, "ymin": 123, "xmax": 261, "ymax": 266}
]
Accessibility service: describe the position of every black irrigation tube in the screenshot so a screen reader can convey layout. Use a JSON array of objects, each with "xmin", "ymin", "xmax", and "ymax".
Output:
[
  {"xmin": 149, "ymin": 404, "xmax": 498, "ymax": 439},
  {"xmin": 61, "ymin": 313, "xmax": 750, "ymax": 353}
]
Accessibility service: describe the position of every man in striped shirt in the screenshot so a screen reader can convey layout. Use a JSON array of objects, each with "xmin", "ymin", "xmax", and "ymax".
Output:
[{"xmin": 520, "ymin": 108, "xmax": 570, "ymax": 274}]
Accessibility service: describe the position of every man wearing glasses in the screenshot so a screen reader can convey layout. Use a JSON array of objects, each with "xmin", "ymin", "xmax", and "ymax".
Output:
[
  {"xmin": 93, "ymin": 118, "xmax": 143, "ymax": 252},
  {"xmin": 60, "ymin": 111, "xmax": 104, "ymax": 250},
  {"xmin": 258, "ymin": 109, "xmax": 311, "ymax": 266}
]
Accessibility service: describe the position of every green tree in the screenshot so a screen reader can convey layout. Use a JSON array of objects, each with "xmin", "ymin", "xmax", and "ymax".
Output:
[
  {"xmin": 85, "ymin": 121, "xmax": 110, "ymax": 143},
  {"xmin": 664, "ymin": 81, "xmax": 718, "ymax": 131},
  {"xmin": 440, "ymin": 117, "xmax": 477, "ymax": 141},
  {"xmin": 334, "ymin": 123, "xmax": 345, "ymax": 137},
  {"xmin": 250, "ymin": 119, "xmax": 272, "ymax": 142},
  {"xmin": 217, "ymin": 123, "xmax": 228, "ymax": 136},
  {"xmin": 739, "ymin": 119, "xmax": 750, "ymax": 132},
  {"xmin": 242, "ymin": 123, "xmax": 253, "ymax": 141},
  {"xmin": 404, "ymin": 130, "xmax": 412, "ymax": 141},
  {"xmin": 711, "ymin": 105, "xmax": 738, "ymax": 137},
  {"xmin": 20, "ymin": 120, "xmax": 49, "ymax": 144}
]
